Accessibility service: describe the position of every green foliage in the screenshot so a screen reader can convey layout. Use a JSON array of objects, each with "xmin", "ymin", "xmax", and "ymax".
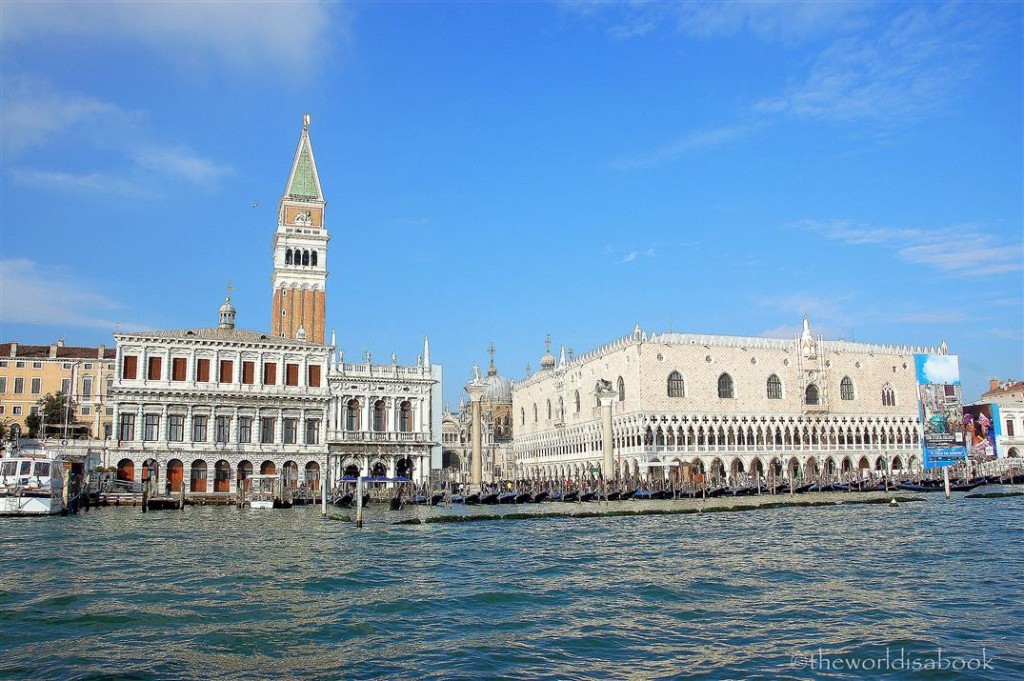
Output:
[
  {"xmin": 24, "ymin": 413, "xmax": 41, "ymax": 438},
  {"xmin": 35, "ymin": 392, "xmax": 77, "ymax": 432}
]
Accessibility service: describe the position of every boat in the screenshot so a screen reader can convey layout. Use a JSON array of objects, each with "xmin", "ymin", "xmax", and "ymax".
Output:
[
  {"xmin": 580, "ymin": 491, "xmax": 596, "ymax": 502},
  {"xmin": 480, "ymin": 492, "xmax": 500, "ymax": 505},
  {"xmin": 0, "ymin": 455, "xmax": 67, "ymax": 516},
  {"xmin": 531, "ymin": 491, "xmax": 549, "ymax": 503},
  {"xmin": 430, "ymin": 492, "xmax": 445, "ymax": 506},
  {"xmin": 247, "ymin": 474, "xmax": 281, "ymax": 509},
  {"xmin": 332, "ymin": 492, "xmax": 354, "ymax": 507},
  {"xmin": 619, "ymin": 489, "xmax": 637, "ymax": 500},
  {"xmin": 562, "ymin": 490, "xmax": 580, "ymax": 502},
  {"xmin": 464, "ymin": 493, "xmax": 481, "ymax": 505},
  {"xmin": 633, "ymin": 490, "xmax": 655, "ymax": 500},
  {"xmin": 515, "ymin": 492, "xmax": 532, "ymax": 504},
  {"xmin": 449, "ymin": 494, "xmax": 466, "ymax": 504},
  {"xmin": 497, "ymin": 493, "xmax": 517, "ymax": 504},
  {"xmin": 607, "ymin": 490, "xmax": 622, "ymax": 501}
]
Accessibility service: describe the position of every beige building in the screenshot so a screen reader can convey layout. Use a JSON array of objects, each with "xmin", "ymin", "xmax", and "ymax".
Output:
[
  {"xmin": 0, "ymin": 341, "xmax": 116, "ymax": 439},
  {"xmin": 513, "ymin": 318, "xmax": 941, "ymax": 483}
]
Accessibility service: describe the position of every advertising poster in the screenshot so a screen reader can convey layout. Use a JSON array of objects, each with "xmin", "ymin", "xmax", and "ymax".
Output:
[
  {"xmin": 962, "ymin": 403, "xmax": 1000, "ymax": 460},
  {"xmin": 915, "ymin": 354, "xmax": 968, "ymax": 468}
]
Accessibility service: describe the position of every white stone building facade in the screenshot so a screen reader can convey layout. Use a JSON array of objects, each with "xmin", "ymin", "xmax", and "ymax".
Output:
[{"xmin": 513, "ymin": 320, "xmax": 943, "ymax": 483}]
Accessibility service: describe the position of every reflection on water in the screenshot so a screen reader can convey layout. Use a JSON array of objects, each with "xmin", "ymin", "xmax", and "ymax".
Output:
[{"xmin": 1, "ymin": 495, "xmax": 1021, "ymax": 680}]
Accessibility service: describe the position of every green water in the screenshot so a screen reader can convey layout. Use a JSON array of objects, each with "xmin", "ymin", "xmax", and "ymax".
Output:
[{"xmin": 1, "ymin": 494, "xmax": 1021, "ymax": 679}]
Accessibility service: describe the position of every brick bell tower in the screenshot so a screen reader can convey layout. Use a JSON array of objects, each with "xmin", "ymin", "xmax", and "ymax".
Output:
[{"xmin": 271, "ymin": 113, "xmax": 329, "ymax": 344}]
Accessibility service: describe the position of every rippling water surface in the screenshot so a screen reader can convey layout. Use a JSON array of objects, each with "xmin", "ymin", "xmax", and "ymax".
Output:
[{"xmin": 1, "ymin": 494, "xmax": 1021, "ymax": 680}]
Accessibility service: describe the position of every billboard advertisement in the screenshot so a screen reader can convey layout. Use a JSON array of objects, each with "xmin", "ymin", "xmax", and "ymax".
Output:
[
  {"xmin": 963, "ymin": 403, "xmax": 1000, "ymax": 460},
  {"xmin": 915, "ymin": 354, "xmax": 968, "ymax": 469}
]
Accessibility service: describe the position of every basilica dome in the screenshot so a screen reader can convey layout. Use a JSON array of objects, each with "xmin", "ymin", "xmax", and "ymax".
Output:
[{"xmin": 480, "ymin": 370, "xmax": 512, "ymax": 404}]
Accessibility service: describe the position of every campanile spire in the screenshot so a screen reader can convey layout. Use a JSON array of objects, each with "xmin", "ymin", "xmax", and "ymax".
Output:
[{"xmin": 271, "ymin": 114, "xmax": 330, "ymax": 344}]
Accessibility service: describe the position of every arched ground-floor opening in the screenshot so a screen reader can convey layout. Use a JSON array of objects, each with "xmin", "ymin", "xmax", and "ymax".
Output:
[
  {"xmin": 167, "ymin": 459, "xmax": 184, "ymax": 492},
  {"xmin": 237, "ymin": 460, "xmax": 253, "ymax": 483},
  {"xmin": 190, "ymin": 460, "xmax": 208, "ymax": 493},
  {"xmin": 141, "ymin": 458, "xmax": 159, "ymax": 483},
  {"xmin": 396, "ymin": 457, "xmax": 414, "ymax": 480},
  {"xmin": 117, "ymin": 459, "xmax": 134, "ymax": 483},
  {"xmin": 304, "ymin": 461, "xmax": 320, "ymax": 488},
  {"xmin": 260, "ymin": 460, "xmax": 276, "ymax": 475},
  {"xmin": 214, "ymin": 459, "xmax": 231, "ymax": 492},
  {"xmin": 283, "ymin": 460, "xmax": 299, "ymax": 488}
]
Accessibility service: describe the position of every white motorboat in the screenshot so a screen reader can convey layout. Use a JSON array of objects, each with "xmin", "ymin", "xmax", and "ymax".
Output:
[
  {"xmin": 0, "ymin": 455, "xmax": 67, "ymax": 516},
  {"xmin": 246, "ymin": 473, "xmax": 291, "ymax": 509}
]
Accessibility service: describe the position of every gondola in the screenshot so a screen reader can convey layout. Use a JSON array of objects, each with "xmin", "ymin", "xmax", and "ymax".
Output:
[
  {"xmin": 515, "ymin": 492, "xmax": 532, "ymax": 504},
  {"xmin": 430, "ymin": 492, "xmax": 446, "ymax": 506},
  {"xmin": 562, "ymin": 490, "xmax": 580, "ymax": 502},
  {"xmin": 898, "ymin": 482, "xmax": 944, "ymax": 492},
  {"xmin": 272, "ymin": 497, "xmax": 293, "ymax": 509},
  {"xmin": 450, "ymin": 494, "xmax": 466, "ymax": 504},
  {"xmin": 332, "ymin": 493, "xmax": 353, "ymax": 507},
  {"xmin": 829, "ymin": 483, "xmax": 853, "ymax": 492},
  {"xmin": 730, "ymin": 487, "xmax": 755, "ymax": 496},
  {"xmin": 580, "ymin": 491, "xmax": 596, "ymax": 502},
  {"xmin": 633, "ymin": 490, "xmax": 655, "ymax": 500},
  {"xmin": 606, "ymin": 490, "xmax": 622, "ymax": 501},
  {"xmin": 706, "ymin": 487, "xmax": 730, "ymax": 498},
  {"xmin": 498, "ymin": 493, "xmax": 517, "ymax": 504},
  {"xmin": 481, "ymin": 492, "xmax": 501, "ymax": 505},
  {"xmin": 619, "ymin": 489, "xmax": 637, "ymax": 500},
  {"xmin": 548, "ymin": 492, "xmax": 563, "ymax": 502},
  {"xmin": 465, "ymin": 493, "xmax": 481, "ymax": 505},
  {"xmin": 409, "ymin": 494, "xmax": 429, "ymax": 505},
  {"xmin": 532, "ymin": 491, "xmax": 549, "ymax": 503},
  {"xmin": 389, "ymin": 497, "xmax": 404, "ymax": 510}
]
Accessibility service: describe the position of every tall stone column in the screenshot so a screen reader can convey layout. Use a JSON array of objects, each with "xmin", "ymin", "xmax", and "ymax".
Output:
[
  {"xmin": 596, "ymin": 382, "xmax": 617, "ymax": 480},
  {"xmin": 466, "ymin": 380, "xmax": 486, "ymax": 490}
]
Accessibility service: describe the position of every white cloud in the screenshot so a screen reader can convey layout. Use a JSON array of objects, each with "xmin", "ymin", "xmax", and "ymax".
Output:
[
  {"xmin": 793, "ymin": 219, "xmax": 1023, "ymax": 278},
  {"xmin": 619, "ymin": 247, "xmax": 656, "ymax": 264},
  {"xmin": 0, "ymin": 259, "xmax": 149, "ymax": 332},
  {"xmin": 610, "ymin": 123, "xmax": 759, "ymax": 169},
  {"xmin": 920, "ymin": 354, "xmax": 961, "ymax": 385},
  {"xmin": 1, "ymin": 1, "xmax": 341, "ymax": 77},
  {"xmin": 2, "ymin": 78, "xmax": 233, "ymax": 195}
]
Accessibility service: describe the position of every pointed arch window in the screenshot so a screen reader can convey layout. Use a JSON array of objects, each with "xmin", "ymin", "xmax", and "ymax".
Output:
[
  {"xmin": 574, "ymin": 390, "xmax": 580, "ymax": 413},
  {"xmin": 617, "ymin": 377, "xmax": 625, "ymax": 402},
  {"xmin": 667, "ymin": 371, "xmax": 685, "ymax": 397},
  {"xmin": 767, "ymin": 374, "xmax": 782, "ymax": 400},
  {"xmin": 520, "ymin": 407, "xmax": 525, "ymax": 426},
  {"xmin": 285, "ymin": 249, "xmax": 293, "ymax": 265},
  {"xmin": 881, "ymin": 384, "xmax": 896, "ymax": 407},
  {"xmin": 302, "ymin": 250, "xmax": 310, "ymax": 266},
  {"xmin": 718, "ymin": 373, "xmax": 734, "ymax": 399},
  {"xmin": 805, "ymin": 384, "xmax": 820, "ymax": 405},
  {"xmin": 840, "ymin": 376, "xmax": 855, "ymax": 401},
  {"xmin": 546, "ymin": 400, "xmax": 552, "ymax": 419}
]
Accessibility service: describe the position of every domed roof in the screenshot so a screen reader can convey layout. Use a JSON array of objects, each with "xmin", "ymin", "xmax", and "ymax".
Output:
[
  {"xmin": 539, "ymin": 334, "xmax": 556, "ymax": 371},
  {"xmin": 479, "ymin": 342, "xmax": 512, "ymax": 403}
]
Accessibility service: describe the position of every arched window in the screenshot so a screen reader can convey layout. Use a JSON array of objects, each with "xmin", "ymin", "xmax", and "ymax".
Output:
[
  {"xmin": 805, "ymin": 384, "xmax": 820, "ymax": 405},
  {"xmin": 882, "ymin": 384, "xmax": 896, "ymax": 407},
  {"xmin": 533, "ymin": 404, "xmax": 538, "ymax": 423},
  {"xmin": 520, "ymin": 407, "xmax": 525, "ymax": 426},
  {"xmin": 546, "ymin": 400, "xmax": 552, "ymax": 419},
  {"xmin": 840, "ymin": 376, "xmax": 854, "ymax": 401},
  {"xmin": 399, "ymin": 401, "xmax": 412, "ymax": 432},
  {"xmin": 346, "ymin": 399, "xmax": 360, "ymax": 431},
  {"xmin": 373, "ymin": 400, "xmax": 386, "ymax": 432},
  {"xmin": 558, "ymin": 397, "xmax": 564, "ymax": 418},
  {"xmin": 667, "ymin": 371, "xmax": 685, "ymax": 397},
  {"xmin": 718, "ymin": 373, "xmax": 734, "ymax": 399},
  {"xmin": 767, "ymin": 374, "xmax": 782, "ymax": 400},
  {"xmin": 311, "ymin": 251, "xmax": 318, "ymax": 267},
  {"xmin": 285, "ymin": 249, "xmax": 293, "ymax": 265},
  {"xmin": 617, "ymin": 377, "xmax": 625, "ymax": 402},
  {"xmin": 302, "ymin": 250, "xmax": 310, "ymax": 266},
  {"xmin": 574, "ymin": 390, "xmax": 580, "ymax": 413}
]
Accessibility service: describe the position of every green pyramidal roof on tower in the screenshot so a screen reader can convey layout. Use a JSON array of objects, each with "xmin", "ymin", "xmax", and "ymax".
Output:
[{"xmin": 285, "ymin": 114, "xmax": 323, "ymax": 201}]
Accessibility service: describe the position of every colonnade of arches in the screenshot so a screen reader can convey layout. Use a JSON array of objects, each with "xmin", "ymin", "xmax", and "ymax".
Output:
[
  {"xmin": 285, "ymin": 248, "xmax": 318, "ymax": 267},
  {"xmin": 520, "ymin": 452, "xmax": 920, "ymax": 482},
  {"xmin": 116, "ymin": 457, "xmax": 321, "ymax": 493}
]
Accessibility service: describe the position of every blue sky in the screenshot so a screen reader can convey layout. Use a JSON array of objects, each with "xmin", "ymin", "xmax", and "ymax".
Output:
[{"xmin": 1, "ymin": 0, "xmax": 1021, "ymax": 407}]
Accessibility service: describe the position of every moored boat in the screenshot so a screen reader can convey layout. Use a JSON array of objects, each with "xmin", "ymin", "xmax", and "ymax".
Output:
[{"xmin": 0, "ymin": 455, "xmax": 66, "ymax": 516}]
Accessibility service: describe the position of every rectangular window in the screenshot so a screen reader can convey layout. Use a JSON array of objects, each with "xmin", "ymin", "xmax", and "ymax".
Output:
[
  {"xmin": 1008, "ymin": 420, "xmax": 1016, "ymax": 437},
  {"xmin": 219, "ymin": 360, "xmax": 233, "ymax": 384},
  {"xmin": 106, "ymin": 407, "xmax": 114, "ymax": 416},
  {"xmin": 172, "ymin": 357, "xmax": 187, "ymax": 381},
  {"xmin": 119, "ymin": 414, "xmax": 136, "ymax": 441},
  {"xmin": 285, "ymin": 363, "xmax": 299, "ymax": 386},
  {"xmin": 61, "ymin": 378, "xmax": 71, "ymax": 395},
  {"xmin": 143, "ymin": 414, "xmax": 159, "ymax": 441},
  {"xmin": 215, "ymin": 416, "xmax": 230, "ymax": 444},
  {"xmin": 0, "ymin": 361, "xmax": 6, "ymax": 367},
  {"xmin": 308, "ymin": 365, "xmax": 321, "ymax": 388},
  {"xmin": 238, "ymin": 417, "xmax": 252, "ymax": 444},
  {"xmin": 122, "ymin": 355, "xmax": 138, "ymax": 379},
  {"xmin": 192, "ymin": 416, "xmax": 208, "ymax": 442},
  {"xmin": 263, "ymin": 363, "xmax": 277, "ymax": 385},
  {"xmin": 30, "ymin": 377, "xmax": 40, "ymax": 394},
  {"xmin": 242, "ymin": 361, "xmax": 255, "ymax": 385},
  {"xmin": 0, "ymin": 406, "xmax": 4, "ymax": 415},
  {"xmin": 105, "ymin": 378, "xmax": 113, "ymax": 395},
  {"xmin": 260, "ymin": 417, "xmax": 275, "ymax": 444},
  {"xmin": 81, "ymin": 406, "xmax": 91, "ymax": 415},
  {"xmin": 305, "ymin": 419, "xmax": 320, "ymax": 445},
  {"xmin": 0, "ymin": 377, "xmax": 6, "ymax": 393},
  {"xmin": 103, "ymin": 424, "xmax": 112, "ymax": 440},
  {"xmin": 16, "ymin": 361, "xmax": 25, "ymax": 368},
  {"xmin": 82, "ymin": 377, "xmax": 93, "ymax": 399},
  {"xmin": 283, "ymin": 418, "xmax": 297, "ymax": 444},
  {"xmin": 13, "ymin": 406, "xmax": 23, "ymax": 415},
  {"xmin": 196, "ymin": 358, "xmax": 211, "ymax": 382},
  {"xmin": 32, "ymin": 361, "xmax": 42, "ymax": 369},
  {"xmin": 84, "ymin": 363, "xmax": 93, "ymax": 370},
  {"xmin": 14, "ymin": 377, "xmax": 24, "ymax": 394},
  {"xmin": 62, "ymin": 362, "xmax": 72, "ymax": 369},
  {"xmin": 30, "ymin": 406, "xmax": 38, "ymax": 416},
  {"xmin": 168, "ymin": 415, "xmax": 185, "ymax": 442}
]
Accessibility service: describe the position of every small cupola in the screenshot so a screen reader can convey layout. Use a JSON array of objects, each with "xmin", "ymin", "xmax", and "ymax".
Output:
[{"xmin": 218, "ymin": 296, "xmax": 236, "ymax": 330}]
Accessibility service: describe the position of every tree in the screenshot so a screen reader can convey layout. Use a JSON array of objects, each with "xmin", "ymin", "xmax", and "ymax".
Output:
[
  {"xmin": 24, "ymin": 413, "xmax": 41, "ymax": 438},
  {"xmin": 35, "ymin": 392, "xmax": 77, "ymax": 437}
]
